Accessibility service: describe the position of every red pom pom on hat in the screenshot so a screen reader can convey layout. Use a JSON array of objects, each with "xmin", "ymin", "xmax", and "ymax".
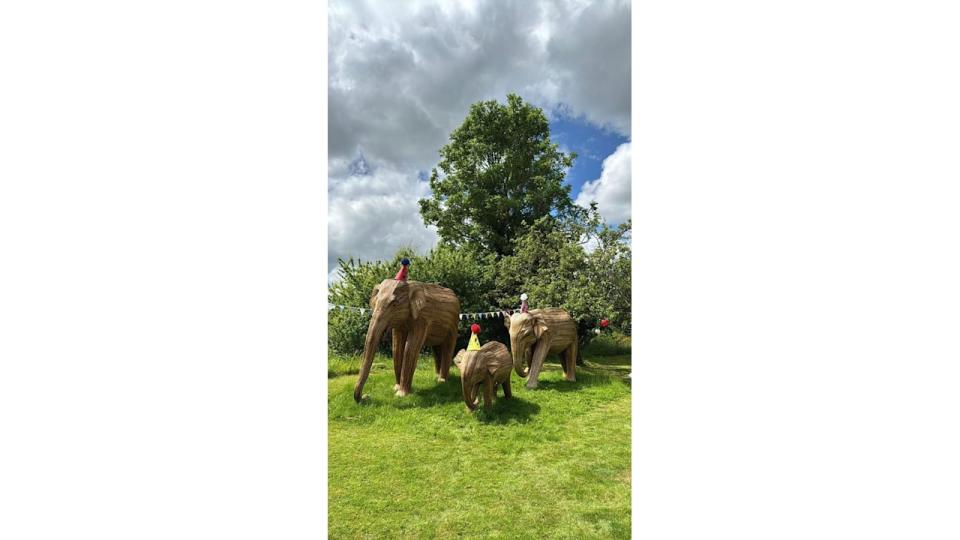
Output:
[
  {"xmin": 600, "ymin": 319, "xmax": 610, "ymax": 328},
  {"xmin": 467, "ymin": 322, "xmax": 482, "ymax": 350}
]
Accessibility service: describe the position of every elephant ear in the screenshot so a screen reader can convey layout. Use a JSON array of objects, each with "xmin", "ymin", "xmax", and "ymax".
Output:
[
  {"xmin": 409, "ymin": 282, "xmax": 427, "ymax": 320},
  {"xmin": 368, "ymin": 284, "xmax": 380, "ymax": 310},
  {"xmin": 502, "ymin": 311, "xmax": 511, "ymax": 329},
  {"xmin": 533, "ymin": 315, "xmax": 550, "ymax": 339},
  {"xmin": 453, "ymin": 349, "xmax": 465, "ymax": 369}
]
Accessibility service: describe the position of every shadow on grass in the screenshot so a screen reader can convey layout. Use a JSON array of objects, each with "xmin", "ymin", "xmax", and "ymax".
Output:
[
  {"xmin": 404, "ymin": 373, "xmax": 466, "ymax": 407},
  {"xmin": 531, "ymin": 370, "xmax": 617, "ymax": 392},
  {"xmin": 409, "ymin": 374, "xmax": 542, "ymax": 423},
  {"xmin": 533, "ymin": 378, "xmax": 583, "ymax": 392},
  {"xmin": 475, "ymin": 396, "xmax": 541, "ymax": 424}
]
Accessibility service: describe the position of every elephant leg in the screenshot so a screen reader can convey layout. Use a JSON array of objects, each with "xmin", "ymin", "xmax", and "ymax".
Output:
[
  {"xmin": 438, "ymin": 331, "xmax": 456, "ymax": 381},
  {"xmin": 398, "ymin": 324, "xmax": 428, "ymax": 396},
  {"xmin": 563, "ymin": 340, "xmax": 577, "ymax": 382},
  {"xmin": 391, "ymin": 329, "xmax": 406, "ymax": 391},
  {"xmin": 525, "ymin": 338, "xmax": 552, "ymax": 389},
  {"xmin": 502, "ymin": 378, "xmax": 512, "ymax": 399},
  {"xmin": 432, "ymin": 346, "xmax": 443, "ymax": 377},
  {"xmin": 483, "ymin": 377, "xmax": 494, "ymax": 410}
]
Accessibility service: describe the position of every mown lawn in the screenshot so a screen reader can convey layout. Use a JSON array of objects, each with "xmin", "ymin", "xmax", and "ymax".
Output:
[{"xmin": 328, "ymin": 335, "xmax": 632, "ymax": 539}]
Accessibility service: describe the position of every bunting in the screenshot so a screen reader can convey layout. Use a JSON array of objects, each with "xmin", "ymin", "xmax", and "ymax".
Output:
[
  {"xmin": 327, "ymin": 303, "xmax": 507, "ymax": 320},
  {"xmin": 458, "ymin": 310, "xmax": 506, "ymax": 321}
]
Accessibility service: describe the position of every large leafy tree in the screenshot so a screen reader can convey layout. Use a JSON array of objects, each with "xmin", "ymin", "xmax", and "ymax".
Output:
[{"xmin": 419, "ymin": 94, "xmax": 577, "ymax": 257}]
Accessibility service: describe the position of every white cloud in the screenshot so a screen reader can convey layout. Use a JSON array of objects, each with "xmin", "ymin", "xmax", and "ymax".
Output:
[
  {"xmin": 328, "ymin": 165, "xmax": 438, "ymax": 280},
  {"xmin": 576, "ymin": 142, "xmax": 631, "ymax": 224}
]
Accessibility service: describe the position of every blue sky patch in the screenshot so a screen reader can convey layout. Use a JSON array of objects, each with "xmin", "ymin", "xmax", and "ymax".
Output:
[{"xmin": 549, "ymin": 115, "xmax": 629, "ymax": 199}]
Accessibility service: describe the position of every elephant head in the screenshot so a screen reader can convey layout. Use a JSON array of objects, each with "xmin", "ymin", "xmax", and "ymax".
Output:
[
  {"xmin": 353, "ymin": 278, "xmax": 427, "ymax": 402},
  {"xmin": 503, "ymin": 311, "xmax": 548, "ymax": 377}
]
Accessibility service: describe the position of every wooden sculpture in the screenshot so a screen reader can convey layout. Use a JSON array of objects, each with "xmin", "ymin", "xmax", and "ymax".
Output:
[
  {"xmin": 454, "ymin": 324, "xmax": 513, "ymax": 410},
  {"xmin": 354, "ymin": 259, "xmax": 460, "ymax": 402},
  {"xmin": 502, "ymin": 306, "xmax": 578, "ymax": 389}
]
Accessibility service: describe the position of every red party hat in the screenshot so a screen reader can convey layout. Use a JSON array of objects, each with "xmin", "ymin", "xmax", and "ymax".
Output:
[{"xmin": 394, "ymin": 257, "xmax": 410, "ymax": 281}]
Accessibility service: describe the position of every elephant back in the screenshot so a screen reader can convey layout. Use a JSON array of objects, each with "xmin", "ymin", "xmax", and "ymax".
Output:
[
  {"xmin": 530, "ymin": 307, "xmax": 574, "ymax": 325},
  {"xmin": 479, "ymin": 341, "xmax": 512, "ymax": 369},
  {"xmin": 530, "ymin": 307, "xmax": 578, "ymax": 343},
  {"xmin": 412, "ymin": 280, "xmax": 460, "ymax": 327}
]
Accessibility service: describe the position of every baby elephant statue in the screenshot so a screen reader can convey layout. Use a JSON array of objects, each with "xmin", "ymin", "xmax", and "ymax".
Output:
[
  {"xmin": 503, "ymin": 307, "xmax": 578, "ymax": 389},
  {"xmin": 454, "ymin": 341, "xmax": 514, "ymax": 411}
]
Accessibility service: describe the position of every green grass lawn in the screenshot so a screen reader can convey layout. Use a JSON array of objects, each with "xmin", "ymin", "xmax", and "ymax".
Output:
[{"xmin": 328, "ymin": 335, "xmax": 632, "ymax": 539}]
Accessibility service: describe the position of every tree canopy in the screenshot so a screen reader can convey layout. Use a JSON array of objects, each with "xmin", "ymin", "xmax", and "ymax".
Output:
[{"xmin": 418, "ymin": 94, "xmax": 577, "ymax": 257}]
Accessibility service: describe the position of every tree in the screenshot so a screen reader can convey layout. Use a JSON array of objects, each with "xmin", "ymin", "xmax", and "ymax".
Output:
[
  {"xmin": 419, "ymin": 94, "xmax": 577, "ymax": 257},
  {"xmin": 494, "ymin": 205, "xmax": 631, "ymax": 360}
]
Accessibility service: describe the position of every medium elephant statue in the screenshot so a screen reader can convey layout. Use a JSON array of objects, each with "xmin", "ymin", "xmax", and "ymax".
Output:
[
  {"xmin": 354, "ymin": 273, "xmax": 460, "ymax": 402},
  {"xmin": 503, "ymin": 307, "xmax": 578, "ymax": 389},
  {"xmin": 454, "ymin": 341, "xmax": 513, "ymax": 411}
]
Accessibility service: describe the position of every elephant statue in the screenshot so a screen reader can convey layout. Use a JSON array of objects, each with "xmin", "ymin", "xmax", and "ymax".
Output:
[
  {"xmin": 502, "ymin": 307, "xmax": 578, "ymax": 389},
  {"xmin": 454, "ymin": 341, "xmax": 513, "ymax": 411},
  {"xmin": 354, "ymin": 273, "xmax": 460, "ymax": 402}
]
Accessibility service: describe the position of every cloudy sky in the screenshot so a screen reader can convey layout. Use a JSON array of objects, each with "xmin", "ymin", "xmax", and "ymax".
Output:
[{"xmin": 329, "ymin": 0, "xmax": 631, "ymax": 280}]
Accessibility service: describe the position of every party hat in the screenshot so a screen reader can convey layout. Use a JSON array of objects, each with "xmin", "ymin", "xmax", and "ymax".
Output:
[
  {"xmin": 394, "ymin": 257, "xmax": 410, "ymax": 281},
  {"xmin": 520, "ymin": 293, "xmax": 529, "ymax": 313},
  {"xmin": 467, "ymin": 323, "xmax": 481, "ymax": 351}
]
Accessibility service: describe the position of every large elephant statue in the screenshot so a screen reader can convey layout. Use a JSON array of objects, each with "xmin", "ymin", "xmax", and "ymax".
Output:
[
  {"xmin": 454, "ymin": 341, "xmax": 513, "ymax": 411},
  {"xmin": 503, "ymin": 308, "xmax": 578, "ymax": 389},
  {"xmin": 353, "ymin": 277, "xmax": 460, "ymax": 402}
]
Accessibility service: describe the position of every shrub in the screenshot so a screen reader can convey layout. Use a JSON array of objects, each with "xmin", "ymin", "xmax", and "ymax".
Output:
[{"xmin": 327, "ymin": 307, "xmax": 373, "ymax": 355}]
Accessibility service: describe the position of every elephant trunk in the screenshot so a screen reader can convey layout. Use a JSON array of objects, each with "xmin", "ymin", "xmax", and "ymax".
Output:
[
  {"xmin": 511, "ymin": 337, "xmax": 530, "ymax": 377},
  {"xmin": 461, "ymin": 363, "xmax": 478, "ymax": 410},
  {"xmin": 354, "ymin": 314, "xmax": 388, "ymax": 402},
  {"xmin": 463, "ymin": 380, "xmax": 478, "ymax": 411}
]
